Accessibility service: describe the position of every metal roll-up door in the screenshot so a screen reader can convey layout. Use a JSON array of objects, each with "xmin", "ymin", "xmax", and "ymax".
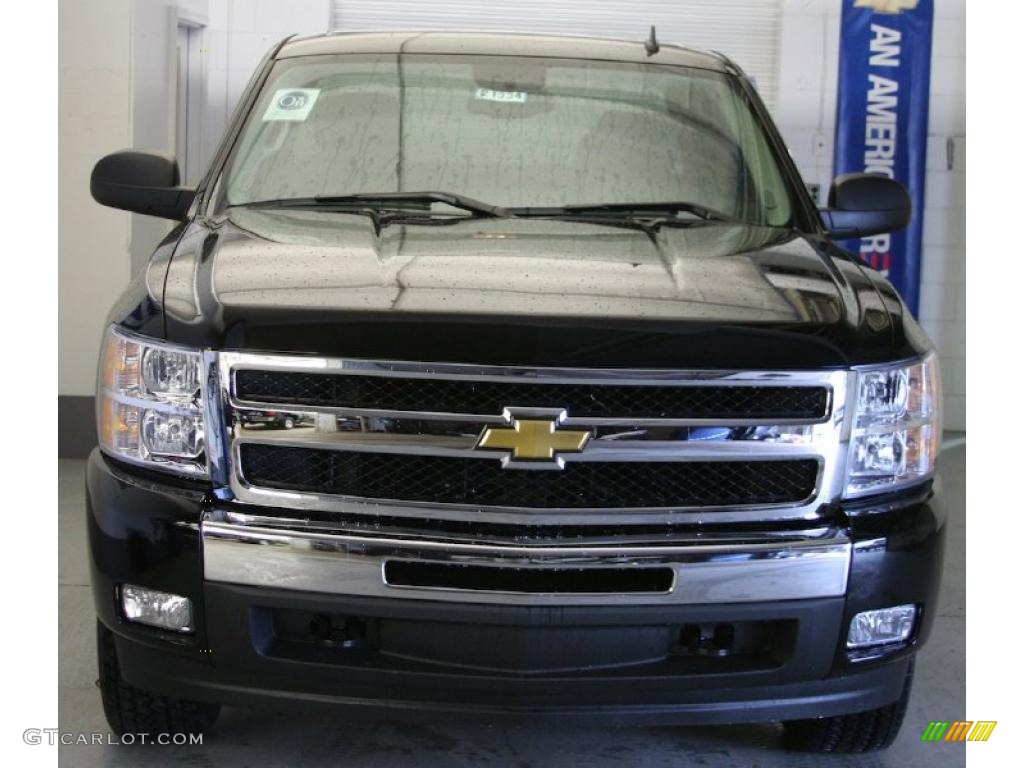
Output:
[{"xmin": 329, "ymin": 0, "xmax": 781, "ymax": 107}]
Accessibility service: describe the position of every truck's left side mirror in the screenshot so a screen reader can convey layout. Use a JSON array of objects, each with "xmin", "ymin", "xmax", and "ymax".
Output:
[
  {"xmin": 90, "ymin": 150, "xmax": 196, "ymax": 221},
  {"xmin": 820, "ymin": 173, "xmax": 911, "ymax": 239}
]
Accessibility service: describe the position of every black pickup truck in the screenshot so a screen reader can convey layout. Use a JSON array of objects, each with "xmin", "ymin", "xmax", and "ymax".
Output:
[{"xmin": 87, "ymin": 32, "xmax": 944, "ymax": 753}]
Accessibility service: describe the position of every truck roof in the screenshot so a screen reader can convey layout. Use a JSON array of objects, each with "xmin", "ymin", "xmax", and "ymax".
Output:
[{"xmin": 277, "ymin": 31, "xmax": 733, "ymax": 73}]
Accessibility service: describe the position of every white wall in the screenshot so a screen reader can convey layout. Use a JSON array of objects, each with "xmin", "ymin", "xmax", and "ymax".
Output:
[
  {"xmin": 58, "ymin": 0, "xmax": 133, "ymax": 397},
  {"xmin": 774, "ymin": 0, "xmax": 966, "ymax": 430}
]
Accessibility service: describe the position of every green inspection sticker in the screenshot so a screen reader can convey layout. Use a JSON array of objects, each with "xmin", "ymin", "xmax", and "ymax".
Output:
[{"xmin": 262, "ymin": 88, "xmax": 320, "ymax": 121}]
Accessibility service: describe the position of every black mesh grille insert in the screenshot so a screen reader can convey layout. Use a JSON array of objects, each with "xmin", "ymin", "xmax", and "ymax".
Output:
[
  {"xmin": 235, "ymin": 370, "xmax": 829, "ymax": 421},
  {"xmin": 239, "ymin": 444, "xmax": 820, "ymax": 509}
]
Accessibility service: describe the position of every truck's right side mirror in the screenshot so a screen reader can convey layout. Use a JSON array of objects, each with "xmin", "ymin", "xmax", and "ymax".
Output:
[
  {"xmin": 90, "ymin": 150, "xmax": 196, "ymax": 220},
  {"xmin": 820, "ymin": 173, "xmax": 911, "ymax": 239}
]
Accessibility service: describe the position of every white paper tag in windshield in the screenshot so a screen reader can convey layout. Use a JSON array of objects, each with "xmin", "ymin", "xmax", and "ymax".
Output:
[
  {"xmin": 262, "ymin": 88, "xmax": 320, "ymax": 121},
  {"xmin": 474, "ymin": 88, "xmax": 527, "ymax": 104}
]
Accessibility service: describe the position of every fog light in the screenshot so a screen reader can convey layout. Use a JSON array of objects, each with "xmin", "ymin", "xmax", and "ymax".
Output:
[
  {"xmin": 121, "ymin": 585, "xmax": 193, "ymax": 633},
  {"xmin": 847, "ymin": 604, "xmax": 916, "ymax": 649}
]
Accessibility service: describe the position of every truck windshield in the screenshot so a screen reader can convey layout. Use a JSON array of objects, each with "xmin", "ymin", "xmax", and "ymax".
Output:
[{"xmin": 221, "ymin": 53, "xmax": 794, "ymax": 227}]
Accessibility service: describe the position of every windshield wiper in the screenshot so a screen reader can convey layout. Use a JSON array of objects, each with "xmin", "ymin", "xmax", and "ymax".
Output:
[
  {"xmin": 234, "ymin": 191, "xmax": 509, "ymax": 219},
  {"xmin": 507, "ymin": 201, "xmax": 739, "ymax": 225}
]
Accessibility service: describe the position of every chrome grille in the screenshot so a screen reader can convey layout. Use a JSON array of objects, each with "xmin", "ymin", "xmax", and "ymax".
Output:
[{"xmin": 210, "ymin": 354, "xmax": 851, "ymax": 527}]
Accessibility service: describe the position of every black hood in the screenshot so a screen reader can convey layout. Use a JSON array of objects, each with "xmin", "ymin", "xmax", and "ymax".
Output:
[{"xmin": 136, "ymin": 208, "xmax": 922, "ymax": 369}]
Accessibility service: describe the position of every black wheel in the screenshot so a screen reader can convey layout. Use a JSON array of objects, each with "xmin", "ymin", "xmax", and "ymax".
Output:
[
  {"xmin": 283, "ymin": 417, "xmax": 295, "ymax": 429},
  {"xmin": 783, "ymin": 661, "xmax": 914, "ymax": 753},
  {"xmin": 96, "ymin": 620, "xmax": 220, "ymax": 737}
]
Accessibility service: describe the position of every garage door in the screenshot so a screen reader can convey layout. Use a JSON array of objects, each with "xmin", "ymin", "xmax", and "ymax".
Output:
[{"xmin": 329, "ymin": 0, "xmax": 782, "ymax": 108}]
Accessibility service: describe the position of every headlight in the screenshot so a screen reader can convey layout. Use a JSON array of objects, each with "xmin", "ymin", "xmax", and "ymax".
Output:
[
  {"xmin": 97, "ymin": 326, "xmax": 207, "ymax": 477},
  {"xmin": 845, "ymin": 352, "xmax": 941, "ymax": 497}
]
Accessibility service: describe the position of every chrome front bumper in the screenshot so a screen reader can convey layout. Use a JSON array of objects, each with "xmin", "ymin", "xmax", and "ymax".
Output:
[{"xmin": 202, "ymin": 519, "xmax": 851, "ymax": 606}]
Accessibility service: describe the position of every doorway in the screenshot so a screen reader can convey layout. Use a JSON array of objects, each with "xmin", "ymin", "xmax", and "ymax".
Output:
[{"xmin": 175, "ymin": 21, "xmax": 204, "ymax": 186}]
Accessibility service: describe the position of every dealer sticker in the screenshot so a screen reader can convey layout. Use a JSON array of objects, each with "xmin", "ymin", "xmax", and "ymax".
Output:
[
  {"xmin": 262, "ymin": 88, "xmax": 320, "ymax": 121},
  {"xmin": 474, "ymin": 88, "xmax": 527, "ymax": 104}
]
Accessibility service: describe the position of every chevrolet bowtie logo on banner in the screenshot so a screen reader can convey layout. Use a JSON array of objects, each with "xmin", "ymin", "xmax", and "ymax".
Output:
[
  {"xmin": 853, "ymin": 0, "xmax": 919, "ymax": 13},
  {"xmin": 477, "ymin": 410, "xmax": 590, "ymax": 468},
  {"xmin": 835, "ymin": 0, "xmax": 933, "ymax": 315}
]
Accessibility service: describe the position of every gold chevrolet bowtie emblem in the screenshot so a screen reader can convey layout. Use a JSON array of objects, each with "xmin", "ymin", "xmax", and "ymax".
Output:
[{"xmin": 478, "ymin": 418, "xmax": 590, "ymax": 464}]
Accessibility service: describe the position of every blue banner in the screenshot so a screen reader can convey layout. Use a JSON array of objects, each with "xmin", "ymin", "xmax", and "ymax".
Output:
[{"xmin": 834, "ymin": 0, "xmax": 933, "ymax": 314}]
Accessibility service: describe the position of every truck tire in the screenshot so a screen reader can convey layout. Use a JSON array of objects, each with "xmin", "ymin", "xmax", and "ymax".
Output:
[
  {"xmin": 783, "ymin": 662, "xmax": 913, "ymax": 753},
  {"xmin": 96, "ymin": 620, "xmax": 220, "ymax": 737}
]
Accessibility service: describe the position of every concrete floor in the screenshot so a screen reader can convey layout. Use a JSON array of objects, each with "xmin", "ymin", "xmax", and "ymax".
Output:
[{"xmin": 58, "ymin": 443, "xmax": 965, "ymax": 767}]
